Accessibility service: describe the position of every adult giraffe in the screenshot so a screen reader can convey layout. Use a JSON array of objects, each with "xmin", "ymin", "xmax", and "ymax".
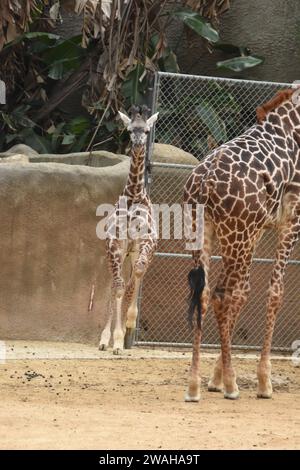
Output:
[
  {"xmin": 184, "ymin": 87, "xmax": 300, "ymax": 401},
  {"xmin": 99, "ymin": 105, "xmax": 158, "ymax": 354}
]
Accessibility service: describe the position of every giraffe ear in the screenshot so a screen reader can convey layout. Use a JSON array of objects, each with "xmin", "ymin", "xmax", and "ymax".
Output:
[
  {"xmin": 291, "ymin": 86, "xmax": 300, "ymax": 106},
  {"xmin": 146, "ymin": 112, "xmax": 159, "ymax": 128},
  {"xmin": 118, "ymin": 111, "xmax": 131, "ymax": 127}
]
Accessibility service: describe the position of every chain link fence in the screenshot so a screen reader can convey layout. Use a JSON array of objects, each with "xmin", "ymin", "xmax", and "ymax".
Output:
[{"xmin": 136, "ymin": 72, "xmax": 300, "ymax": 351}]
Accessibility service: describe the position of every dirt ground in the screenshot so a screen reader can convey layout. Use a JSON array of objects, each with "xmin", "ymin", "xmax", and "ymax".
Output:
[{"xmin": 0, "ymin": 341, "xmax": 299, "ymax": 450}]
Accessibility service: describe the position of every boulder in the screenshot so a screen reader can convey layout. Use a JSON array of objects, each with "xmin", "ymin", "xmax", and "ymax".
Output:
[
  {"xmin": 0, "ymin": 144, "xmax": 39, "ymax": 158},
  {"xmin": 149, "ymin": 143, "xmax": 197, "ymax": 207},
  {"xmin": 152, "ymin": 143, "xmax": 198, "ymax": 165}
]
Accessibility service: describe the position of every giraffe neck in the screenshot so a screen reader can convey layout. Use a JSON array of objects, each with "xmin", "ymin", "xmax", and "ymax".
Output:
[
  {"xmin": 123, "ymin": 144, "xmax": 147, "ymax": 200},
  {"xmin": 265, "ymin": 101, "xmax": 300, "ymax": 134}
]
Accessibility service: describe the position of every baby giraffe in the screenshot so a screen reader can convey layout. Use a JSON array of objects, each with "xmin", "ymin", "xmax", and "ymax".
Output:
[{"xmin": 99, "ymin": 105, "xmax": 158, "ymax": 354}]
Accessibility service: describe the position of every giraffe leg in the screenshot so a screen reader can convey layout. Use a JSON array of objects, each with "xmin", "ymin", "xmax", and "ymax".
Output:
[
  {"xmin": 123, "ymin": 251, "xmax": 139, "ymax": 350},
  {"xmin": 124, "ymin": 240, "xmax": 156, "ymax": 349},
  {"xmin": 121, "ymin": 276, "xmax": 135, "ymax": 349},
  {"xmin": 99, "ymin": 297, "xmax": 113, "ymax": 350},
  {"xmin": 207, "ymin": 354, "xmax": 223, "ymax": 392},
  {"xmin": 208, "ymin": 228, "xmax": 264, "ymax": 392},
  {"xmin": 208, "ymin": 265, "xmax": 225, "ymax": 393},
  {"xmin": 257, "ymin": 217, "xmax": 300, "ymax": 398},
  {"xmin": 185, "ymin": 223, "xmax": 214, "ymax": 402},
  {"xmin": 186, "ymin": 326, "xmax": 203, "ymax": 402},
  {"xmin": 99, "ymin": 277, "xmax": 126, "ymax": 353},
  {"xmin": 208, "ymin": 277, "xmax": 250, "ymax": 392},
  {"xmin": 212, "ymin": 248, "xmax": 254, "ymax": 400},
  {"xmin": 124, "ymin": 276, "xmax": 142, "ymax": 349},
  {"xmin": 99, "ymin": 240, "xmax": 126, "ymax": 353},
  {"xmin": 212, "ymin": 283, "xmax": 239, "ymax": 399},
  {"xmin": 112, "ymin": 281, "xmax": 126, "ymax": 354}
]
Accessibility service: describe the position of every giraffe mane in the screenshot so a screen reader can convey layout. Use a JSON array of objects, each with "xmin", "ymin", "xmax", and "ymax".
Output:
[{"xmin": 256, "ymin": 89, "xmax": 294, "ymax": 124}]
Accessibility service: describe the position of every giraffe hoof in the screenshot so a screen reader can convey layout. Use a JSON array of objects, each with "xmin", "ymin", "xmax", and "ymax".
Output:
[
  {"xmin": 257, "ymin": 392, "xmax": 272, "ymax": 399},
  {"xmin": 113, "ymin": 348, "xmax": 122, "ymax": 355},
  {"xmin": 99, "ymin": 344, "xmax": 107, "ymax": 351},
  {"xmin": 124, "ymin": 328, "xmax": 135, "ymax": 349},
  {"xmin": 224, "ymin": 390, "xmax": 239, "ymax": 400},
  {"xmin": 184, "ymin": 393, "xmax": 201, "ymax": 402},
  {"xmin": 208, "ymin": 384, "xmax": 223, "ymax": 393}
]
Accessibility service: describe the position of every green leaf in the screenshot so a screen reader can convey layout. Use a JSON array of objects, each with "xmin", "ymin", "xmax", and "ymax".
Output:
[
  {"xmin": 121, "ymin": 64, "xmax": 146, "ymax": 105},
  {"xmin": 148, "ymin": 33, "xmax": 179, "ymax": 72},
  {"xmin": 148, "ymin": 33, "xmax": 160, "ymax": 55},
  {"xmin": 62, "ymin": 134, "xmax": 76, "ymax": 145},
  {"xmin": 173, "ymin": 9, "xmax": 219, "ymax": 43},
  {"xmin": 48, "ymin": 62, "xmax": 64, "ymax": 80},
  {"xmin": 17, "ymin": 116, "xmax": 36, "ymax": 128},
  {"xmin": 5, "ymin": 134, "xmax": 18, "ymax": 144},
  {"xmin": 1, "ymin": 112, "xmax": 17, "ymax": 131},
  {"xmin": 19, "ymin": 32, "xmax": 59, "ymax": 41},
  {"xmin": 19, "ymin": 129, "xmax": 52, "ymax": 154},
  {"xmin": 46, "ymin": 46, "xmax": 84, "ymax": 79},
  {"xmin": 217, "ymin": 55, "xmax": 264, "ymax": 72},
  {"xmin": 131, "ymin": 63, "xmax": 143, "ymax": 104},
  {"xmin": 68, "ymin": 130, "xmax": 90, "ymax": 153},
  {"xmin": 4, "ymin": 32, "xmax": 59, "ymax": 49},
  {"xmin": 159, "ymin": 50, "xmax": 179, "ymax": 73},
  {"xmin": 67, "ymin": 116, "xmax": 90, "ymax": 135},
  {"xmin": 47, "ymin": 57, "xmax": 82, "ymax": 79},
  {"xmin": 42, "ymin": 35, "xmax": 83, "ymax": 65},
  {"xmin": 195, "ymin": 101, "xmax": 227, "ymax": 143}
]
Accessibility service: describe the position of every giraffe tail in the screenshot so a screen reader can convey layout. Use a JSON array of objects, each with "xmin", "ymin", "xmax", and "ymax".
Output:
[{"xmin": 187, "ymin": 266, "xmax": 205, "ymax": 329}]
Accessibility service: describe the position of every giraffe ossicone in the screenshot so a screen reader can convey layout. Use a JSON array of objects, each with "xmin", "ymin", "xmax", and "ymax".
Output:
[{"xmin": 184, "ymin": 86, "xmax": 300, "ymax": 402}]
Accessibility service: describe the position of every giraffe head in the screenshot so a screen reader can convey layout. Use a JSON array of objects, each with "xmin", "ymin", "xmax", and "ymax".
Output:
[{"xmin": 118, "ymin": 105, "xmax": 159, "ymax": 146}]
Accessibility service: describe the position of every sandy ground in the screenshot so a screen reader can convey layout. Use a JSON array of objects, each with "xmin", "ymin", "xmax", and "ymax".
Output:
[{"xmin": 0, "ymin": 341, "xmax": 299, "ymax": 450}]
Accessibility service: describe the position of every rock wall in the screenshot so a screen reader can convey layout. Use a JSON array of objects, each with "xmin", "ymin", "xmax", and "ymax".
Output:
[{"xmin": 0, "ymin": 146, "xmax": 129, "ymax": 344}]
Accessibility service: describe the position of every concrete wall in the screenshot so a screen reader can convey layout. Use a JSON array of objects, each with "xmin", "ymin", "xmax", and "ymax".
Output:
[{"xmin": 0, "ymin": 149, "xmax": 130, "ymax": 344}]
